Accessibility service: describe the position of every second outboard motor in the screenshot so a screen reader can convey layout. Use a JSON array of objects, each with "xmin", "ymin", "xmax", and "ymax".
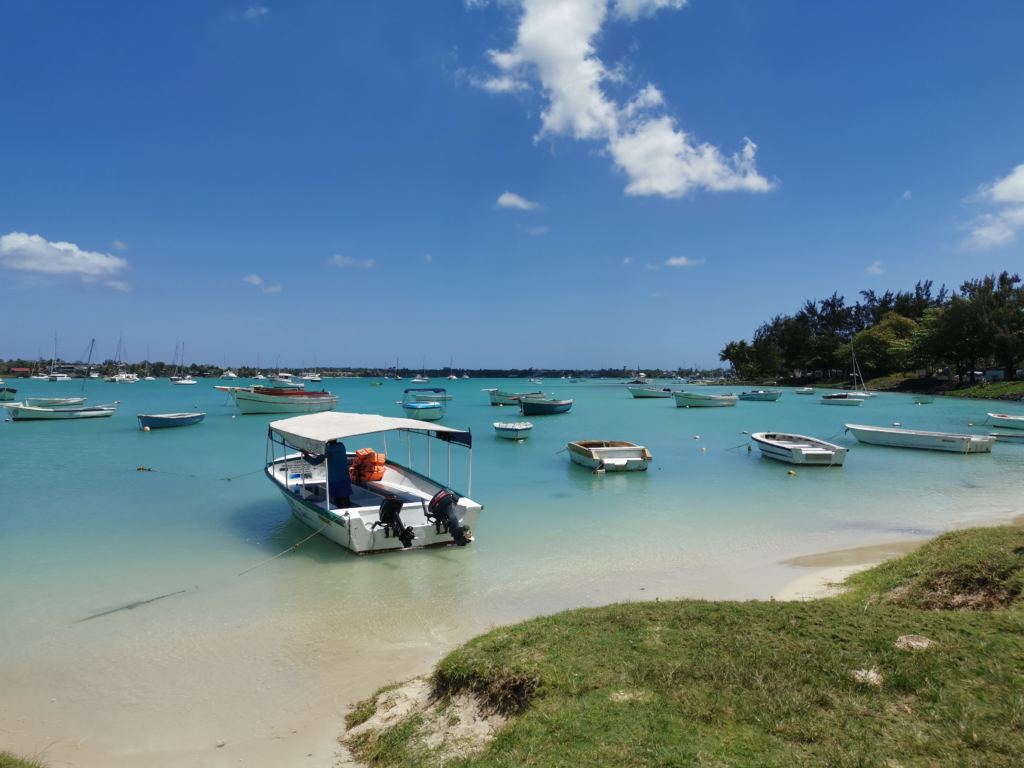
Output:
[
  {"xmin": 373, "ymin": 494, "xmax": 415, "ymax": 548},
  {"xmin": 426, "ymin": 488, "xmax": 469, "ymax": 546}
]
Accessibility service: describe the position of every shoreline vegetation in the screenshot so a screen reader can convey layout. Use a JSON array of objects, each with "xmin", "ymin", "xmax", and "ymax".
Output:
[
  {"xmin": 0, "ymin": 752, "xmax": 47, "ymax": 768},
  {"xmin": 342, "ymin": 525, "xmax": 1024, "ymax": 767}
]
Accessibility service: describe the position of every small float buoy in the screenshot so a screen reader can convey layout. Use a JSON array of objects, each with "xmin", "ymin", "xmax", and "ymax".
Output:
[
  {"xmin": 893, "ymin": 422, "xmax": 901, "ymax": 427},
  {"xmin": 748, "ymin": 445, "xmax": 752, "ymax": 452},
  {"xmin": 701, "ymin": 447, "xmax": 706, "ymax": 452},
  {"xmin": 788, "ymin": 470, "xmax": 795, "ymax": 475},
  {"xmin": 694, "ymin": 436, "xmax": 700, "ymax": 440},
  {"xmin": 116, "ymin": 400, "xmax": 122, "ymax": 404},
  {"xmin": 143, "ymin": 426, "xmax": 150, "ymax": 432},
  {"xmin": 742, "ymin": 431, "xmax": 748, "ymax": 434},
  {"xmin": 231, "ymin": 415, "xmax": 236, "ymax": 418},
  {"xmin": 968, "ymin": 423, "xmax": 974, "ymax": 427}
]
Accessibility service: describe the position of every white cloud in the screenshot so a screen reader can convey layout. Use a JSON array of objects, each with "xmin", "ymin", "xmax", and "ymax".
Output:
[
  {"xmin": 525, "ymin": 225, "xmax": 549, "ymax": 235},
  {"xmin": 962, "ymin": 164, "xmax": 1024, "ymax": 251},
  {"xmin": 623, "ymin": 257, "xmax": 633, "ymax": 265},
  {"xmin": 422, "ymin": 253, "xmax": 434, "ymax": 262},
  {"xmin": 901, "ymin": 190, "xmax": 912, "ymax": 200},
  {"xmin": 0, "ymin": 232, "xmax": 131, "ymax": 290},
  {"xmin": 262, "ymin": 284, "xmax": 282, "ymax": 293},
  {"xmin": 867, "ymin": 260, "xmax": 884, "ymax": 275},
  {"xmin": 112, "ymin": 239, "xmax": 129, "ymax": 250},
  {"xmin": 242, "ymin": 274, "xmax": 263, "ymax": 285},
  {"xmin": 330, "ymin": 254, "xmax": 375, "ymax": 268},
  {"xmin": 244, "ymin": 5, "xmax": 268, "ymax": 20},
  {"xmin": 645, "ymin": 263, "xmax": 658, "ymax": 270},
  {"xmin": 472, "ymin": 0, "xmax": 774, "ymax": 199},
  {"xmin": 497, "ymin": 191, "xmax": 539, "ymax": 210},
  {"xmin": 475, "ymin": 75, "xmax": 531, "ymax": 93},
  {"xmin": 612, "ymin": 0, "xmax": 688, "ymax": 21},
  {"xmin": 664, "ymin": 256, "xmax": 704, "ymax": 267}
]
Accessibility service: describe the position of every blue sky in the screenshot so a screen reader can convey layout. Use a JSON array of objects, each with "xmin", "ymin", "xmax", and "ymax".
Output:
[{"xmin": 2, "ymin": 0, "xmax": 1022, "ymax": 370}]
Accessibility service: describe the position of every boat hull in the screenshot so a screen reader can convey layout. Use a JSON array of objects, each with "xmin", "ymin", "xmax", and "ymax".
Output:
[
  {"xmin": 231, "ymin": 389, "xmax": 338, "ymax": 415},
  {"xmin": 520, "ymin": 399, "xmax": 572, "ymax": 415},
  {"xmin": 567, "ymin": 441, "xmax": 651, "ymax": 471},
  {"xmin": 401, "ymin": 403, "xmax": 445, "ymax": 420},
  {"xmin": 988, "ymin": 413, "xmax": 1024, "ymax": 430},
  {"xmin": 672, "ymin": 392, "xmax": 738, "ymax": 407},
  {"xmin": 0, "ymin": 388, "xmax": 16, "ymax": 402},
  {"xmin": 846, "ymin": 424, "xmax": 995, "ymax": 453},
  {"xmin": 991, "ymin": 432, "xmax": 1024, "ymax": 443},
  {"xmin": 24, "ymin": 397, "xmax": 86, "ymax": 407},
  {"xmin": 494, "ymin": 422, "xmax": 532, "ymax": 440},
  {"xmin": 413, "ymin": 392, "xmax": 454, "ymax": 401},
  {"xmin": 628, "ymin": 387, "xmax": 672, "ymax": 398},
  {"xmin": 795, "ymin": 388, "xmax": 815, "ymax": 395},
  {"xmin": 738, "ymin": 390, "xmax": 783, "ymax": 402},
  {"xmin": 4, "ymin": 404, "xmax": 115, "ymax": 420},
  {"xmin": 138, "ymin": 413, "xmax": 206, "ymax": 429},
  {"xmin": 487, "ymin": 390, "xmax": 546, "ymax": 405},
  {"xmin": 821, "ymin": 397, "xmax": 864, "ymax": 406},
  {"xmin": 751, "ymin": 432, "xmax": 847, "ymax": 466}
]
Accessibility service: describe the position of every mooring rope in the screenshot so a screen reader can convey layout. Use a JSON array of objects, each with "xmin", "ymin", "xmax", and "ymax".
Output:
[
  {"xmin": 234, "ymin": 523, "xmax": 331, "ymax": 578},
  {"xmin": 134, "ymin": 466, "xmax": 264, "ymax": 482}
]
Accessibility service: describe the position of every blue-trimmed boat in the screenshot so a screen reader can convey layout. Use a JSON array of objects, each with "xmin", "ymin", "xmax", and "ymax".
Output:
[
  {"xmin": 401, "ymin": 389, "xmax": 447, "ymax": 421},
  {"xmin": 138, "ymin": 412, "xmax": 206, "ymax": 430},
  {"xmin": 520, "ymin": 398, "xmax": 572, "ymax": 415}
]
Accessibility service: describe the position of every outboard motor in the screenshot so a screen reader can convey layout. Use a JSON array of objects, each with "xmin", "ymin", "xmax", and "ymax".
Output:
[
  {"xmin": 372, "ymin": 494, "xmax": 415, "ymax": 548},
  {"xmin": 426, "ymin": 489, "xmax": 469, "ymax": 546}
]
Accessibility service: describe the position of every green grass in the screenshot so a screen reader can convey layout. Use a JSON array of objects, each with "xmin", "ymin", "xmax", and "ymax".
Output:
[
  {"xmin": 0, "ymin": 752, "xmax": 47, "ymax": 768},
  {"xmin": 347, "ymin": 526, "xmax": 1024, "ymax": 767},
  {"xmin": 945, "ymin": 380, "xmax": 1024, "ymax": 399}
]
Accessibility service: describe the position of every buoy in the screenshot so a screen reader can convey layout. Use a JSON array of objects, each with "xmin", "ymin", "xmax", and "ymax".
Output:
[
  {"xmin": 968, "ymin": 423, "xmax": 974, "ymax": 427},
  {"xmin": 116, "ymin": 400, "xmax": 121, "ymax": 404},
  {"xmin": 893, "ymin": 422, "xmax": 901, "ymax": 427},
  {"xmin": 231, "ymin": 415, "xmax": 236, "ymax": 418},
  {"xmin": 694, "ymin": 436, "xmax": 700, "ymax": 440},
  {"xmin": 143, "ymin": 426, "xmax": 150, "ymax": 432},
  {"xmin": 742, "ymin": 431, "xmax": 748, "ymax": 434},
  {"xmin": 788, "ymin": 470, "xmax": 795, "ymax": 475},
  {"xmin": 748, "ymin": 445, "xmax": 752, "ymax": 452},
  {"xmin": 702, "ymin": 447, "xmax": 706, "ymax": 452}
]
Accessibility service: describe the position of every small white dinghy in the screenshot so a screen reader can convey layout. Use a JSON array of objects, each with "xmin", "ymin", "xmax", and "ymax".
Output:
[
  {"xmin": 627, "ymin": 386, "xmax": 673, "ymax": 398},
  {"xmin": 24, "ymin": 397, "xmax": 87, "ymax": 407},
  {"xmin": 821, "ymin": 394, "xmax": 864, "ymax": 406},
  {"xmin": 988, "ymin": 413, "xmax": 1024, "ymax": 430},
  {"xmin": 673, "ymin": 391, "xmax": 738, "ymax": 408},
  {"xmin": 913, "ymin": 395, "xmax": 935, "ymax": 404},
  {"xmin": 494, "ymin": 422, "xmax": 532, "ymax": 441},
  {"xmin": 4, "ymin": 403, "xmax": 116, "ymax": 420},
  {"xmin": 845, "ymin": 424, "xmax": 995, "ymax": 454},
  {"xmin": 795, "ymin": 387, "xmax": 815, "ymax": 395},
  {"xmin": 567, "ymin": 441, "xmax": 652, "ymax": 472},
  {"xmin": 751, "ymin": 432, "xmax": 847, "ymax": 466}
]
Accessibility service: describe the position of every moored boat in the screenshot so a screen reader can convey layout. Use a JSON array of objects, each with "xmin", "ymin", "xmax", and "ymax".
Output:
[
  {"xmin": 845, "ymin": 424, "xmax": 995, "ymax": 453},
  {"xmin": 4, "ymin": 403, "xmax": 116, "ymax": 420},
  {"xmin": 266, "ymin": 412, "xmax": 481, "ymax": 554},
  {"xmin": 567, "ymin": 441, "xmax": 652, "ymax": 472},
  {"xmin": 913, "ymin": 395, "xmax": 935, "ymax": 404},
  {"xmin": 988, "ymin": 413, "xmax": 1024, "ymax": 430},
  {"xmin": 991, "ymin": 432, "xmax": 1024, "ymax": 443},
  {"xmin": 494, "ymin": 422, "xmax": 532, "ymax": 440},
  {"xmin": 738, "ymin": 389, "xmax": 782, "ymax": 402},
  {"xmin": 751, "ymin": 432, "xmax": 847, "ymax": 466},
  {"xmin": 672, "ymin": 391, "xmax": 738, "ymax": 408},
  {"xmin": 627, "ymin": 386, "xmax": 673, "ymax": 398},
  {"xmin": 821, "ymin": 394, "xmax": 864, "ymax": 406},
  {"xmin": 795, "ymin": 387, "xmax": 815, "ymax": 395},
  {"xmin": 520, "ymin": 398, "xmax": 572, "ymax": 415},
  {"xmin": 0, "ymin": 387, "xmax": 17, "ymax": 402},
  {"xmin": 230, "ymin": 387, "xmax": 338, "ymax": 415},
  {"xmin": 484, "ymin": 389, "xmax": 547, "ymax": 406},
  {"xmin": 138, "ymin": 412, "xmax": 206, "ymax": 429},
  {"xmin": 24, "ymin": 397, "xmax": 87, "ymax": 407},
  {"xmin": 401, "ymin": 389, "xmax": 446, "ymax": 420}
]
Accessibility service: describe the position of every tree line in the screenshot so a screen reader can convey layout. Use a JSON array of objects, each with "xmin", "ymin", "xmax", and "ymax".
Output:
[{"xmin": 719, "ymin": 272, "xmax": 1024, "ymax": 383}]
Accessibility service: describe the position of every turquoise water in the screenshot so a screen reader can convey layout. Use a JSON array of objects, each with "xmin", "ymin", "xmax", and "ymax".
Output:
[{"xmin": 2, "ymin": 378, "xmax": 1022, "ymax": 764}]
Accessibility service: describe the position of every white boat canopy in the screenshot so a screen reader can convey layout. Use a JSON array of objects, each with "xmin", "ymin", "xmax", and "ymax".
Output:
[{"xmin": 268, "ymin": 411, "xmax": 472, "ymax": 454}]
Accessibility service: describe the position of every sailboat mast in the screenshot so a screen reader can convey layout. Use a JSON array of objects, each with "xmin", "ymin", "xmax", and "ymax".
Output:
[{"xmin": 82, "ymin": 339, "xmax": 95, "ymax": 391}]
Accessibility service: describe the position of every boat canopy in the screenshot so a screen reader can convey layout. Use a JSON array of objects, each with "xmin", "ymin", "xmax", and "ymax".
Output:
[
  {"xmin": 269, "ymin": 411, "xmax": 471, "ymax": 453},
  {"xmin": 404, "ymin": 388, "xmax": 446, "ymax": 394}
]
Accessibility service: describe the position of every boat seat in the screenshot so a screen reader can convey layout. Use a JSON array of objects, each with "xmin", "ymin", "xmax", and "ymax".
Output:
[
  {"xmin": 600, "ymin": 458, "xmax": 630, "ymax": 467},
  {"xmin": 802, "ymin": 449, "xmax": 834, "ymax": 455},
  {"xmin": 363, "ymin": 480, "xmax": 431, "ymax": 503}
]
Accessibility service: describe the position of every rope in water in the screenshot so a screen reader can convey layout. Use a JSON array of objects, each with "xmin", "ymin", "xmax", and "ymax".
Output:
[
  {"xmin": 134, "ymin": 466, "xmax": 264, "ymax": 481},
  {"xmin": 234, "ymin": 523, "xmax": 331, "ymax": 578}
]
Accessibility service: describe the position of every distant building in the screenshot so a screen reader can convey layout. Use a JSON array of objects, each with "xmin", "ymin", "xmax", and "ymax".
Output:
[
  {"xmin": 985, "ymin": 369, "xmax": 1005, "ymax": 382},
  {"xmin": 10, "ymin": 367, "xmax": 30, "ymax": 377}
]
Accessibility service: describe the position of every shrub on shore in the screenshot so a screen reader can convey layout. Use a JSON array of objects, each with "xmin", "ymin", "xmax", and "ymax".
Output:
[{"xmin": 0, "ymin": 752, "xmax": 47, "ymax": 768}]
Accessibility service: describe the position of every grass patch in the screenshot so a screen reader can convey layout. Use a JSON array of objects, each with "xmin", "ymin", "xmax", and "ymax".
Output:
[
  {"xmin": 346, "ymin": 680, "xmax": 407, "ymax": 729},
  {"xmin": 347, "ymin": 712, "xmax": 425, "ymax": 766},
  {"xmin": 863, "ymin": 373, "xmax": 919, "ymax": 390},
  {"xmin": 348, "ymin": 526, "xmax": 1024, "ymax": 767},
  {"xmin": 945, "ymin": 380, "xmax": 1024, "ymax": 399},
  {"xmin": 0, "ymin": 752, "xmax": 48, "ymax": 768},
  {"xmin": 840, "ymin": 526, "xmax": 1024, "ymax": 610}
]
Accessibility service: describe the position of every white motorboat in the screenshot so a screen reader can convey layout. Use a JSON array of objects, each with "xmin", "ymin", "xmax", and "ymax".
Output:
[
  {"xmin": 494, "ymin": 422, "xmax": 532, "ymax": 440},
  {"xmin": 913, "ymin": 395, "xmax": 935, "ymax": 404},
  {"xmin": 411, "ymin": 377, "xmax": 430, "ymax": 383},
  {"xmin": 751, "ymin": 432, "xmax": 847, "ymax": 466},
  {"xmin": 113, "ymin": 372, "xmax": 139, "ymax": 383},
  {"xmin": 401, "ymin": 389, "xmax": 446, "ymax": 421},
  {"xmin": 47, "ymin": 373, "xmax": 71, "ymax": 382},
  {"xmin": 527, "ymin": 378, "xmax": 543, "ymax": 384},
  {"xmin": 461, "ymin": 374, "xmax": 469, "ymax": 379},
  {"xmin": 567, "ymin": 441, "xmax": 652, "ymax": 472},
  {"xmin": 24, "ymin": 397, "xmax": 87, "ymax": 407},
  {"xmin": 795, "ymin": 387, "xmax": 815, "ymax": 395},
  {"xmin": 988, "ymin": 413, "xmax": 1024, "ymax": 430},
  {"xmin": 266, "ymin": 412, "xmax": 481, "ymax": 554},
  {"xmin": 270, "ymin": 374, "xmax": 305, "ymax": 389},
  {"xmin": 4, "ymin": 403, "xmax": 116, "ymax": 420},
  {"xmin": 738, "ymin": 389, "xmax": 782, "ymax": 402},
  {"xmin": 484, "ymin": 389, "xmax": 547, "ymax": 406},
  {"xmin": 169, "ymin": 343, "xmax": 197, "ymax": 385},
  {"xmin": 991, "ymin": 432, "xmax": 1024, "ymax": 443},
  {"xmin": 672, "ymin": 391, "xmax": 738, "ymax": 408},
  {"xmin": 221, "ymin": 371, "xmax": 238, "ymax": 379},
  {"xmin": 230, "ymin": 387, "xmax": 338, "ymax": 415},
  {"xmin": 628, "ymin": 386, "xmax": 674, "ymax": 398},
  {"xmin": 821, "ymin": 394, "xmax": 864, "ymax": 406},
  {"xmin": 845, "ymin": 424, "xmax": 996, "ymax": 453}
]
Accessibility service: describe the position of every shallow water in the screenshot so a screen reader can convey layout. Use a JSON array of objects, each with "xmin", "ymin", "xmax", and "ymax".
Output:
[{"xmin": 1, "ymin": 378, "xmax": 1021, "ymax": 765}]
